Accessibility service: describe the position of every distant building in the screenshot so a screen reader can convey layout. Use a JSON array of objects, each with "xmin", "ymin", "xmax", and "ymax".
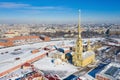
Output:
[
  {"xmin": 0, "ymin": 39, "xmax": 13, "ymax": 47},
  {"xmin": 3, "ymin": 32, "xmax": 19, "ymax": 38},
  {"xmin": 96, "ymin": 62, "xmax": 120, "ymax": 80},
  {"xmin": 115, "ymin": 52, "xmax": 120, "ymax": 63},
  {"xmin": 0, "ymin": 35, "xmax": 51, "ymax": 47},
  {"xmin": 2, "ymin": 26, "xmax": 30, "ymax": 38},
  {"xmin": 0, "ymin": 36, "xmax": 41, "ymax": 47},
  {"xmin": 40, "ymin": 35, "xmax": 50, "ymax": 41}
]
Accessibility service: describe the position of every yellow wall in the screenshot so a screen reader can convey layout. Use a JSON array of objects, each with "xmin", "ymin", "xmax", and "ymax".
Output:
[
  {"xmin": 81, "ymin": 54, "xmax": 95, "ymax": 67},
  {"xmin": 72, "ymin": 54, "xmax": 82, "ymax": 66},
  {"xmin": 4, "ymin": 31, "xmax": 20, "ymax": 38},
  {"xmin": 72, "ymin": 53, "xmax": 95, "ymax": 67}
]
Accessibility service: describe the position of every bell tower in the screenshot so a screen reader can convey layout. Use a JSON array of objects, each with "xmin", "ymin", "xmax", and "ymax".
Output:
[{"xmin": 73, "ymin": 10, "xmax": 83, "ymax": 66}]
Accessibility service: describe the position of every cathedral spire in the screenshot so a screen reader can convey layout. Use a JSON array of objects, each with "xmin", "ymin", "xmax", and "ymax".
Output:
[
  {"xmin": 78, "ymin": 10, "xmax": 81, "ymax": 39},
  {"xmin": 73, "ymin": 10, "xmax": 95, "ymax": 67}
]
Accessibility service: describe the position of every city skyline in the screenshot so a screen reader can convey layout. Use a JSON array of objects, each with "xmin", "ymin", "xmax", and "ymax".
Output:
[{"xmin": 0, "ymin": 0, "xmax": 120, "ymax": 24}]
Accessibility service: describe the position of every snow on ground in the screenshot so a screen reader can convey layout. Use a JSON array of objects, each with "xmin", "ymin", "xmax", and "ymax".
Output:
[
  {"xmin": 0, "ymin": 49, "xmax": 47, "ymax": 74},
  {"xmin": 0, "ymin": 38, "xmax": 103, "ymax": 78},
  {"xmin": 112, "ymin": 38, "xmax": 120, "ymax": 43},
  {"xmin": 108, "ymin": 42, "xmax": 120, "ymax": 46},
  {"xmin": 0, "ymin": 68, "xmax": 33, "ymax": 80},
  {"xmin": 82, "ymin": 74, "xmax": 95, "ymax": 80},
  {"xmin": 33, "ymin": 57, "xmax": 78, "ymax": 79}
]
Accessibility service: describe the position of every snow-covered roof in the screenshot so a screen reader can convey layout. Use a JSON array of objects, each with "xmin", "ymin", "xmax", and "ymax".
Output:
[
  {"xmin": 0, "ymin": 50, "xmax": 47, "ymax": 74},
  {"xmin": 82, "ymin": 51, "xmax": 95, "ymax": 59},
  {"xmin": 97, "ymin": 62, "xmax": 120, "ymax": 80},
  {"xmin": 0, "ymin": 38, "xmax": 103, "ymax": 78},
  {"xmin": 0, "ymin": 68, "xmax": 32, "ymax": 80},
  {"xmin": 97, "ymin": 46, "xmax": 108, "ymax": 51},
  {"xmin": 33, "ymin": 57, "xmax": 78, "ymax": 79}
]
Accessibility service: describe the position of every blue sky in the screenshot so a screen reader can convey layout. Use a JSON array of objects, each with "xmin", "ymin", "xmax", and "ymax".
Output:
[{"xmin": 0, "ymin": 0, "xmax": 120, "ymax": 24}]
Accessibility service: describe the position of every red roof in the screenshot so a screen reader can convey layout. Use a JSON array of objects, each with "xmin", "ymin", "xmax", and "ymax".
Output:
[
  {"xmin": 45, "ymin": 74, "xmax": 60, "ymax": 80},
  {"xmin": 6, "ymin": 36, "xmax": 40, "ymax": 41},
  {"xmin": 23, "ymin": 63, "xmax": 31, "ymax": 67}
]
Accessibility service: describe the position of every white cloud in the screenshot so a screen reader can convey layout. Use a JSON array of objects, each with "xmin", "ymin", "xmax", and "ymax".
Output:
[
  {"xmin": 0, "ymin": 2, "xmax": 64, "ymax": 10},
  {"xmin": 27, "ymin": 6, "xmax": 62, "ymax": 10},
  {"xmin": 0, "ymin": 2, "xmax": 30, "ymax": 8}
]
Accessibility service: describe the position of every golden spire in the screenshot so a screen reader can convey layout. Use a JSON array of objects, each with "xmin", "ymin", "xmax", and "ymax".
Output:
[
  {"xmin": 87, "ymin": 39, "xmax": 91, "ymax": 51},
  {"xmin": 73, "ymin": 10, "xmax": 95, "ymax": 67},
  {"xmin": 78, "ymin": 10, "xmax": 81, "ymax": 39}
]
